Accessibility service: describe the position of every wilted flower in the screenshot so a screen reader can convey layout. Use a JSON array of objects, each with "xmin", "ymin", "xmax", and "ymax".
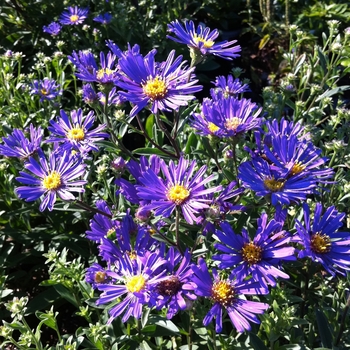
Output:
[{"xmin": 43, "ymin": 22, "xmax": 62, "ymax": 36}]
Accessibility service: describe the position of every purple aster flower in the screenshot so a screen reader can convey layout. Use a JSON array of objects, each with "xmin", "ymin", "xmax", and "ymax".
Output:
[
  {"xmin": 115, "ymin": 155, "xmax": 162, "ymax": 204},
  {"xmin": 115, "ymin": 44, "xmax": 202, "ymax": 117},
  {"xmin": 59, "ymin": 6, "xmax": 89, "ymax": 26},
  {"xmin": 68, "ymin": 50, "xmax": 118, "ymax": 85},
  {"xmin": 47, "ymin": 108, "xmax": 109, "ymax": 153},
  {"xmin": 296, "ymin": 203, "xmax": 350, "ymax": 276},
  {"xmin": 85, "ymin": 200, "xmax": 119, "ymax": 242},
  {"xmin": 238, "ymin": 158, "xmax": 318, "ymax": 206},
  {"xmin": 86, "ymin": 263, "xmax": 109, "ymax": 289},
  {"xmin": 96, "ymin": 252, "xmax": 167, "ymax": 323},
  {"xmin": 82, "ymin": 84, "xmax": 99, "ymax": 105},
  {"xmin": 15, "ymin": 150, "xmax": 86, "ymax": 211},
  {"xmin": 167, "ymin": 20, "xmax": 241, "ymax": 61},
  {"xmin": 136, "ymin": 157, "xmax": 222, "ymax": 224},
  {"xmin": 211, "ymin": 75, "xmax": 250, "ymax": 98},
  {"xmin": 43, "ymin": 22, "xmax": 61, "ymax": 36},
  {"xmin": 191, "ymin": 258, "xmax": 269, "ymax": 333},
  {"xmin": 190, "ymin": 96, "xmax": 262, "ymax": 138},
  {"xmin": 30, "ymin": 78, "xmax": 62, "ymax": 102},
  {"xmin": 0, "ymin": 124, "xmax": 43, "ymax": 159},
  {"xmin": 213, "ymin": 214, "xmax": 296, "ymax": 288},
  {"xmin": 262, "ymin": 135, "xmax": 334, "ymax": 183},
  {"xmin": 152, "ymin": 248, "xmax": 197, "ymax": 319},
  {"xmin": 93, "ymin": 13, "xmax": 112, "ymax": 24}
]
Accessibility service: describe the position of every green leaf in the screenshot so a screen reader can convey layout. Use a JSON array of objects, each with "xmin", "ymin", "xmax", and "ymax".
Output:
[
  {"xmin": 53, "ymin": 284, "xmax": 79, "ymax": 307},
  {"xmin": 132, "ymin": 147, "xmax": 173, "ymax": 157},
  {"xmin": 317, "ymin": 47, "xmax": 328, "ymax": 75},
  {"xmin": 145, "ymin": 114, "xmax": 155, "ymax": 139},
  {"xmin": 315, "ymin": 308, "xmax": 333, "ymax": 349},
  {"xmin": 148, "ymin": 315, "xmax": 179, "ymax": 333},
  {"xmin": 259, "ymin": 34, "xmax": 270, "ymax": 50},
  {"xmin": 249, "ymin": 333, "xmax": 268, "ymax": 350},
  {"xmin": 185, "ymin": 132, "xmax": 198, "ymax": 154},
  {"xmin": 316, "ymin": 86, "xmax": 350, "ymax": 101}
]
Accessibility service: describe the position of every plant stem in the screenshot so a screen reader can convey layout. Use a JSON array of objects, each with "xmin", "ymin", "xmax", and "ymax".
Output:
[
  {"xmin": 334, "ymin": 294, "xmax": 350, "ymax": 346},
  {"xmin": 74, "ymin": 200, "xmax": 113, "ymax": 218}
]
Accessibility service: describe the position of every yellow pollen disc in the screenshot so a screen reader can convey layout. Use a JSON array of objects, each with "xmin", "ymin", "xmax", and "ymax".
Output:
[
  {"xmin": 211, "ymin": 280, "xmax": 235, "ymax": 307},
  {"xmin": 94, "ymin": 271, "xmax": 106, "ymax": 283},
  {"xmin": 126, "ymin": 275, "xmax": 146, "ymax": 293},
  {"xmin": 67, "ymin": 127, "xmax": 85, "ymax": 141},
  {"xmin": 193, "ymin": 35, "xmax": 214, "ymax": 48},
  {"xmin": 310, "ymin": 233, "xmax": 331, "ymax": 254},
  {"xmin": 148, "ymin": 228, "xmax": 156, "ymax": 235},
  {"xmin": 127, "ymin": 250, "xmax": 137, "ymax": 260},
  {"xmin": 290, "ymin": 162, "xmax": 306, "ymax": 176},
  {"xmin": 42, "ymin": 171, "xmax": 61, "ymax": 190},
  {"xmin": 142, "ymin": 76, "xmax": 168, "ymax": 100},
  {"xmin": 40, "ymin": 88, "xmax": 48, "ymax": 95},
  {"xmin": 167, "ymin": 184, "xmax": 190, "ymax": 205},
  {"xmin": 263, "ymin": 178, "xmax": 285, "ymax": 192},
  {"xmin": 225, "ymin": 117, "xmax": 241, "ymax": 131},
  {"xmin": 96, "ymin": 68, "xmax": 114, "ymax": 80},
  {"xmin": 208, "ymin": 122, "xmax": 220, "ymax": 134},
  {"xmin": 241, "ymin": 242, "xmax": 263, "ymax": 264},
  {"xmin": 70, "ymin": 15, "xmax": 79, "ymax": 23}
]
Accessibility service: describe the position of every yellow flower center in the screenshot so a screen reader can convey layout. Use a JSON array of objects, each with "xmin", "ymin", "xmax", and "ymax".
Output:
[
  {"xmin": 42, "ymin": 171, "xmax": 61, "ymax": 190},
  {"xmin": 193, "ymin": 35, "xmax": 214, "ymax": 48},
  {"xmin": 142, "ymin": 76, "xmax": 168, "ymax": 100},
  {"xmin": 127, "ymin": 250, "xmax": 137, "ymax": 260},
  {"xmin": 290, "ymin": 162, "xmax": 306, "ymax": 176},
  {"xmin": 40, "ymin": 88, "xmax": 48, "ymax": 95},
  {"xmin": 211, "ymin": 280, "xmax": 235, "ymax": 307},
  {"xmin": 94, "ymin": 271, "xmax": 107, "ymax": 283},
  {"xmin": 310, "ymin": 233, "xmax": 331, "ymax": 254},
  {"xmin": 263, "ymin": 178, "xmax": 285, "ymax": 192},
  {"xmin": 167, "ymin": 184, "xmax": 190, "ymax": 205},
  {"xmin": 126, "ymin": 275, "xmax": 146, "ymax": 293},
  {"xmin": 208, "ymin": 122, "xmax": 220, "ymax": 134},
  {"xmin": 96, "ymin": 68, "xmax": 115, "ymax": 80},
  {"xmin": 225, "ymin": 117, "xmax": 241, "ymax": 131},
  {"xmin": 70, "ymin": 15, "xmax": 79, "ymax": 23},
  {"xmin": 241, "ymin": 242, "xmax": 263, "ymax": 264},
  {"xmin": 67, "ymin": 127, "xmax": 85, "ymax": 141}
]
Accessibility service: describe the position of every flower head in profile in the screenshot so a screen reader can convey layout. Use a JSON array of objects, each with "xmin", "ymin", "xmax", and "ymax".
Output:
[
  {"xmin": 30, "ymin": 78, "xmax": 62, "ymax": 102},
  {"xmin": 191, "ymin": 258, "xmax": 268, "ymax": 333},
  {"xmin": 190, "ymin": 96, "xmax": 262, "ymax": 139},
  {"xmin": 212, "ymin": 75, "xmax": 250, "ymax": 98},
  {"xmin": 95, "ymin": 252, "xmax": 167, "ymax": 323},
  {"xmin": 85, "ymin": 200, "xmax": 119, "ymax": 242},
  {"xmin": 152, "ymin": 248, "xmax": 197, "ymax": 319},
  {"xmin": 296, "ymin": 203, "xmax": 350, "ymax": 276},
  {"xmin": 115, "ymin": 44, "xmax": 202, "ymax": 117},
  {"xmin": 93, "ymin": 13, "xmax": 112, "ymax": 25},
  {"xmin": 68, "ymin": 51, "xmax": 118, "ymax": 85},
  {"xmin": 59, "ymin": 6, "xmax": 89, "ymax": 26},
  {"xmin": 136, "ymin": 157, "xmax": 222, "ymax": 224},
  {"xmin": 167, "ymin": 20, "xmax": 241, "ymax": 62},
  {"xmin": 0, "ymin": 124, "xmax": 43, "ymax": 159},
  {"xmin": 47, "ymin": 108, "xmax": 109, "ymax": 153},
  {"xmin": 213, "ymin": 214, "xmax": 296, "ymax": 288},
  {"xmin": 43, "ymin": 22, "xmax": 61, "ymax": 36},
  {"xmin": 15, "ymin": 150, "xmax": 86, "ymax": 211}
]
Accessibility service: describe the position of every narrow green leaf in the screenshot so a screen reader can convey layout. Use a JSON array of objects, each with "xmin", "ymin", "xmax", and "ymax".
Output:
[
  {"xmin": 316, "ymin": 86, "xmax": 350, "ymax": 101},
  {"xmin": 54, "ymin": 284, "xmax": 79, "ymax": 307},
  {"xmin": 145, "ymin": 114, "xmax": 155, "ymax": 138},
  {"xmin": 315, "ymin": 308, "xmax": 333, "ymax": 349},
  {"xmin": 259, "ymin": 34, "xmax": 270, "ymax": 50}
]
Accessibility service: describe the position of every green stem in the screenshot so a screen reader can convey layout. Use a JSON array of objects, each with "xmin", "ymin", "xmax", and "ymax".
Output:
[
  {"xmin": 334, "ymin": 294, "xmax": 350, "ymax": 346},
  {"xmin": 22, "ymin": 316, "xmax": 44, "ymax": 350},
  {"xmin": 175, "ymin": 207, "xmax": 184, "ymax": 255},
  {"xmin": 74, "ymin": 200, "xmax": 113, "ymax": 218},
  {"xmin": 135, "ymin": 114, "xmax": 178, "ymax": 158}
]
